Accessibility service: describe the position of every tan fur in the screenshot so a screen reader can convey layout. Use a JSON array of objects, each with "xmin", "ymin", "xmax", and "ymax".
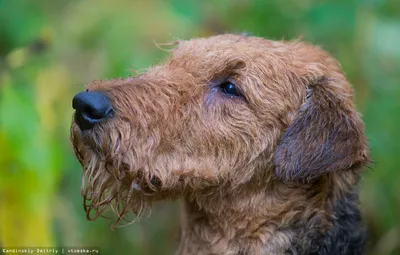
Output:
[{"xmin": 70, "ymin": 34, "xmax": 369, "ymax": 254}]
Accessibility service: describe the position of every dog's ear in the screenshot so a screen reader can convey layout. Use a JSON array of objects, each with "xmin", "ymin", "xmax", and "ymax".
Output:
[{"xmin": 274, "ymin": 77, "xmax": 370, "ymax": 181}]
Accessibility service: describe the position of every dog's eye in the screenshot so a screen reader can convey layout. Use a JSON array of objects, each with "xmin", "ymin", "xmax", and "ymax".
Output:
[{"xmin": 219, "ymin": 81, "xmax": 242, "ymax": 97}]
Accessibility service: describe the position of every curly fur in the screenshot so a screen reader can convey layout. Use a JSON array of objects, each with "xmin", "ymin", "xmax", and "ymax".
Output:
[{"xmin": 70, "ymin": 34, "xmax": 370, "ymax": 254}]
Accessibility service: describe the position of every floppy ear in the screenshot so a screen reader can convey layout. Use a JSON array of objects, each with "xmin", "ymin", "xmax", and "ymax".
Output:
[{"xmin": 274, "ymin": 77, "xmax": 370, "ymax": 181}]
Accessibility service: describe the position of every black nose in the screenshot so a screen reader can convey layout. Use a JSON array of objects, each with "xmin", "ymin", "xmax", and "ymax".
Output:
[{"xmin": 72, "ymin": 91, "xmax": 113, "ymax": 131}]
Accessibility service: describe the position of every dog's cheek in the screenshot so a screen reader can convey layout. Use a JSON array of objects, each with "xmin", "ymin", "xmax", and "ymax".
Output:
[{"xmin": 199, "ymin": 106, "xmax": 264, "ymax": 177}]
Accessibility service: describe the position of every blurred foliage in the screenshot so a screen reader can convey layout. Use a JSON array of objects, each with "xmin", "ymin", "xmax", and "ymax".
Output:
[{"xmin": 0, "ymin": 0, "xmax": 399, "ymax": 254}]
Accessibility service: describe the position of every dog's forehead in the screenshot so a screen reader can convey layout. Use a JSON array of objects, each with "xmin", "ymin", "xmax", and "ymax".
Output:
[
  {"xmin": 166, "ymin": 34, "xmax": 295, "ymax": 79},
  {"xmin": 171, "ymin": 34, "xmax": 284, "ymax": 60}
]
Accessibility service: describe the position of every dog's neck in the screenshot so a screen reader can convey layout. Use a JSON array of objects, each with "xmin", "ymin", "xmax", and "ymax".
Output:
[{"xmin": 176, "ymin": 173, "xmax": 363, "ymax": 255}]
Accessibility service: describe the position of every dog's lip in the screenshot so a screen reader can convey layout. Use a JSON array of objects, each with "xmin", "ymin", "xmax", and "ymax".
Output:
[
  {"xmin": 71, "ymin": 123, "xmax": 104, "ymax": 156},
  {"xmin": 131, "ymin": 176, "xmax": 162, "ymax": 195}
]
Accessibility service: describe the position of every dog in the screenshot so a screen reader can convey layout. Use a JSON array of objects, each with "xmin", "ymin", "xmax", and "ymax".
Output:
[{"xmin": 70, "ymin": 34, "xmax": 370, "ymax": 254}]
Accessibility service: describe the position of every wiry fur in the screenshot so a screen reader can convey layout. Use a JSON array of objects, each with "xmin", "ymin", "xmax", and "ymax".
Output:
[{"xmin": 70, "ymin": 34, "xmax": 370, "ymax": 254}]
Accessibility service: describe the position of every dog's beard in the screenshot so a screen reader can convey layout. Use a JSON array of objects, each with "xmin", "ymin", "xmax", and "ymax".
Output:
[
  {"xmin": 70, "ymin": 122, "xmax": 158, "ymax": 227},
  {"xmin": 81, "ymin": 154, "xmax": 147, "ymax": 227},
  {"xmin": 70, "ymin": 118, "xmax": 230, "ymax": 226}
]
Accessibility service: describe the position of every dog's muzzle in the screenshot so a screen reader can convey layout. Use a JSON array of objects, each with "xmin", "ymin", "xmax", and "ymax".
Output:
[{"xmin": 72, "ymin": 90, "xmax": 113, "ymax": 131}]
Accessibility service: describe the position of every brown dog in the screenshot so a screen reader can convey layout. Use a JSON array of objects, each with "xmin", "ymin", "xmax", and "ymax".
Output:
[{"xmin": 70, "ymin": 34, "xmax": 370, "ymax": 255}]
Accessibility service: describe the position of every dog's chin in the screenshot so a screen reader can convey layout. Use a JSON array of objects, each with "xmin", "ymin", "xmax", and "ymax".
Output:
[
  {"xmin": 70, "ymin": 124, "xmax": 144, "ymax": 223},
  {"xmin": 71, "ymin": 122, "xmax": 187, "ymax": 225},
  {"xmin": 79, "ymin": 154, "xmax": 163, "ymax": 225}
]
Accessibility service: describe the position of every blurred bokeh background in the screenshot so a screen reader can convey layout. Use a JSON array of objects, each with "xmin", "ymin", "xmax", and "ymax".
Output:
[{"xmin": 0, "ymin": 0, "xmax": 399, "ymax": 254}]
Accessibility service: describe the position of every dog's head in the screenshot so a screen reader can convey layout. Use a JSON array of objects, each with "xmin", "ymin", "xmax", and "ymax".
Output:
[{"xmin": 70, "ymin": 34, "xmax": 369, "ymax": 223}]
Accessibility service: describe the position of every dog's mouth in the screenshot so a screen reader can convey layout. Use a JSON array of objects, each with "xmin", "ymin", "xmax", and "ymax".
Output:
[
  {"xmin": 72, "ymin": 128, "xmax": 162, "ymax": 191},
  {"xmin": 70, "ymin": 121, "xmax": 161, "ymax": 224},
  {"xmin": 72, "ymin": 121, "xmax": 167, "ymax": 192}
]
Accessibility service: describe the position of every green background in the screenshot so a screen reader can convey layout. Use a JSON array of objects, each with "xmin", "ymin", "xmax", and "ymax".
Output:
[{"xmin": 0, "ymin": 0, "xmax": 399, "ymax": 254}]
